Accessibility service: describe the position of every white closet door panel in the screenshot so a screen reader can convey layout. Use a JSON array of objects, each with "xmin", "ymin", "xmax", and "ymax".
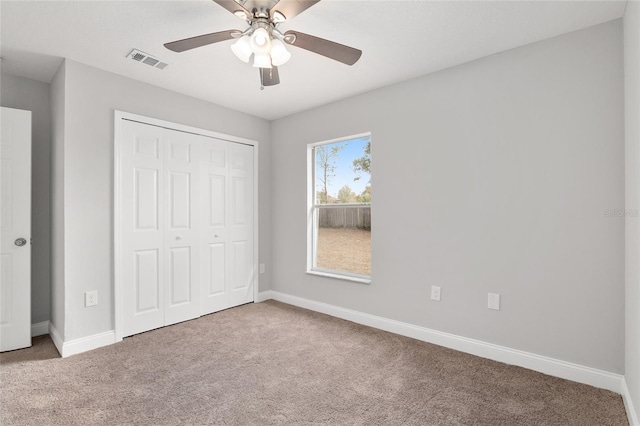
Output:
[
  {"xmin": 134, "ymin": 168, "xmax": 160, "ymax": 230},
  {"xmin": 121, "ymin": 120, "xmax": 165, "ymax": 337},
  {"xmin": 203, "ymin": 241, "xmax": 229, "ymax": 313},
  {"xmin": 228, "ymin": 143, "xmax": 254, "ymax": 307},
  {"xmin": 134, "ymin": 133, "xmax": 160, "ymax": 160},
  {"xmin": 168, "ymin": 246, "xmax": 191, "ymax": 305},
  {"xmin": 207, "ymin": 243, "xmax": 225, "ymax": 295},
  {"xmin": 231, "ymin": 241, "xmax": 249, "ymax": 290},
  {"xmin": 134, "ymin": 249, "xmax": 161, "ymax": 313},
  {"xmin": 231, "ymin": 177, "xmax": 248, "ymax": 226},
  {"xmin": 169, "ymin": 172, "xmax": 191, "ymax": 229},
  {"xmin": 200, "ymin": 138, "xmax": 230, "ymax": 314},
  {"xmin": 164, "ymin": 129, "xmax": 200, "ymax": 326},
  {"xmin": 208, "ymin": 175, "xmax": 225, "ymax": 227}
]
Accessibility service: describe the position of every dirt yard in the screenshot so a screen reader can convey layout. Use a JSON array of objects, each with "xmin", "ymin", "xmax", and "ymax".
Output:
[{"xmin": 316, "ymin": 227, "xmax": 371, "ymax": 275}]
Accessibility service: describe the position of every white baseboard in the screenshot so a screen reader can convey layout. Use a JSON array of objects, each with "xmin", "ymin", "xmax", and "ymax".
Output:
[
  {"xmin": 48, "ymin": 322, "xmax": 64, "ymax": 357},
  {"xmin": 47, "ymin": 323, "xmax": 116, "ymax": 358},
  {"xmin": 31, "ymin": 321, "xmax": 50, "ymax": 337},
  {"xmin": 256, "ymin": 290, "xmax": 273, "ymax": 302},
  {"xmin": 623, "ymin": 378, "xmax": 640, "ymax": 426},
  {"xmin": 261, "ymin": 290, "xmax": 624, "ymax": 394},
  {"xmin": 60, "ymin": 331, "xmax": 116, "ymax": 358}
]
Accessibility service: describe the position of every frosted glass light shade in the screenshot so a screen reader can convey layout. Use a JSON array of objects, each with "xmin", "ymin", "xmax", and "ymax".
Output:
[
  {"xmin": 270, "ymin": 39, "xmax": 291, "ymax": 66},
  {"xmin": 253, "ymin": 53, "xmax": 272, "ymax": 68},
  {"xmin": 250, "ymin": 28, "xmax": 271, "ymax": 55},
  {"xmin": 231, "ymin": 36, "xmax": 252, "ymax": 63}
]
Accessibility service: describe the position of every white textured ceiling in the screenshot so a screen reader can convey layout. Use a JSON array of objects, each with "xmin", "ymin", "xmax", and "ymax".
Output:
[{"xmin": 0, "ymin": 0, "xmax": 627, "ymax": 120}]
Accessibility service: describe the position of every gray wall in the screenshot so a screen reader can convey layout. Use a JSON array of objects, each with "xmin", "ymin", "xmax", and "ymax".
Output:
[
  {"xmin": 50, "ymin": 62, "xmax": 66, "ymax": 337},
  {"xmin": 624, "ymin": 0, "xmax": 640, "ymax": 417},
  {"xmin": 1, "ymin": 72, "xmax": 51, "ymax": 325},
  {"xmin": 56, "ymin": 60, "xmax": 271, "ymax": 341},
  {"xmin": 270, "ymin": 20, "xmax": 625, "ymax": 373}
]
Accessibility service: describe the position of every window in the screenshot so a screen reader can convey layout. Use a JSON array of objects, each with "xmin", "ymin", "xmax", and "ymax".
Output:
[{"xmin": 307, "ymin": 133, "xmax": 371, "ymax": 283}]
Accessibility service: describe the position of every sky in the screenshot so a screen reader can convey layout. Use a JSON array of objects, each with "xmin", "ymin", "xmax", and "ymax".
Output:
[{"xmin": 315, "ymin": 136, "xmax": 370, "ymax": 198}]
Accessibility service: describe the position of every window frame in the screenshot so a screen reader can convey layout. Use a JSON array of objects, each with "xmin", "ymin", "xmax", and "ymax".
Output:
[{"xmin": 306, "ymin": 132, "xmax": 372, "ymax": 284}]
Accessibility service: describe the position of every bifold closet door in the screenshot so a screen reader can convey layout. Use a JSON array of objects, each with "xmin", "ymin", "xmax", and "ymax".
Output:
[
  {"xmin": 120, "ymin": 120, "xmax": 200, "ymax": 337},
  {"xmin": 227, "ymin": 142, "xmax": 254, "ymax": 308},
  {"xmin": 163, "ymin": 129, "xmax": 200, "ymax": 327},
  {"xmin": 201, "ymin": 139, "xmax": 254, "ymax": 314}
]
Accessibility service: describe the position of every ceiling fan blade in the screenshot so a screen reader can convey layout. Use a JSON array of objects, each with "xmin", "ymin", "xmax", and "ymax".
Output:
[
  {"xmin": 164, "ymin": 30, "xmax": 239, "ymax": 53},
  {"xmin": 260, "ymin": 67, "xmax": 280, "ymax": 87},
  {"xmin": 271, "ymin": 0, "xmax": 321, "ymax": 21},
  {"xmin": 284, "ymin": 30, "xmax": 361, "ymax": 65},
  {"xmin": 212, "ymin": 0, "xmax": 251, "ymax": 18}
]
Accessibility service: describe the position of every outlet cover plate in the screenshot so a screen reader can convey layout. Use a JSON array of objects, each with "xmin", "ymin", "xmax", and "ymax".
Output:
[
  {"xmin": 85, "ymin": 291, "xmax": 98, "ymax": 307},
  {"xmin": 488, "ymin": 293, "xmax": 500, "ymax": 310},
  {"xmin": 431, "ymin": 286, "xmax": 441, "ymax": 301}
]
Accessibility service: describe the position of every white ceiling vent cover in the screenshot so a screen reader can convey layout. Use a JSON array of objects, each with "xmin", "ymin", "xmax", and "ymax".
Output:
[{"xmin": 127, "ymin": 49, "xmax": 168, "ymax": 70}]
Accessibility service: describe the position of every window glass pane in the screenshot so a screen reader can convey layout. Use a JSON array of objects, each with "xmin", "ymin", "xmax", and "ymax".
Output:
[
  {"xmin": 314, "ymin": 136, "xmax": 371, "ymax": 205},
  {"xmin": 315, "ymin": 211, "xmax": 371, "ymax": 276}
]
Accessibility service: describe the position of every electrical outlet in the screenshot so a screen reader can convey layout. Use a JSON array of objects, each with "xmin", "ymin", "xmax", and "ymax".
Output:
[
  {"xmin": 259, "ymin": 264, "xmax": 265, "ymax": 274},
  {"xmin": 431, "ymin": 286, "xmax": 441, "ymax": 301},
  {"xmin": 85, "ymin": 291, "xmax": 98, "ymax": 307},
  {"xmin": 488, "ymin": 293, "xmax": 500, "ymax": 311}
]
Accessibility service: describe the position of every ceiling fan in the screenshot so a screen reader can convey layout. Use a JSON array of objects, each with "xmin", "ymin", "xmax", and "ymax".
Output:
[{"xmin": 164, "ymin": 0, "xmax": 362, "ymax": 89}]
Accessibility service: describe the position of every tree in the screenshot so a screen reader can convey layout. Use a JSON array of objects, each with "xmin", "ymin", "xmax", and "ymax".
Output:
[
  {"xmin": 352, "ymin": 140, "xmax": 371, "ymax": 182},
  {"xmin": 356, "ymin": 185, "xmax": 371, "ymax": 203},
  {"xmin": 316, "ymin": 189, "xmax": 328, "ymax": 204},
  {"xmin": 315, "ymin": 144, "xmax": 344, "ymax": 204},
  {"xmin": 338, "ymin": 185, "xmax": 357, "ymax": 203}
]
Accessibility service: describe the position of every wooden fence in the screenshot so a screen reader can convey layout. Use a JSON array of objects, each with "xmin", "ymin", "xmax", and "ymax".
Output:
[{"xmin": 318, "ymin": 206, "xmax": 371, "ymax": 230}]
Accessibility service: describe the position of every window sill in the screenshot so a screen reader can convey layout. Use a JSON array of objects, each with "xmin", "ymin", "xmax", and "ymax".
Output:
[{"xmin": 306, "ymin": 270, "xmax": 371, "ymax": 285}]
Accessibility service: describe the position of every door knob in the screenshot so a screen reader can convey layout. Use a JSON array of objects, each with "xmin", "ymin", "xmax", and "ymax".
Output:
[
  {"xmin": 175, "ymin": 236, "xmax": 183, "ymax": 240},
  {"xmin": 14, "ymin": 238, "xmax": 27, "ymax": 247}
]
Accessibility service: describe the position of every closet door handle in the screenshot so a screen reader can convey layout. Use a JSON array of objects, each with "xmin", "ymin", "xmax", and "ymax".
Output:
[{"xmin": 175, "ymin": 235, "xmax": 183, "ymax": 240}]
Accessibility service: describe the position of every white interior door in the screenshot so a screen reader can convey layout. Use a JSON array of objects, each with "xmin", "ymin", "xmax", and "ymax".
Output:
[
  {"xmin": 163, "ymin": 129, "xmax": 200, "ymax": 326},
  {"xmin": 201, "ymin": 138, "xmax": 229, "ymax": 314},
  {"xmin": 228, "ymin": 143, "xmax": 254, "ymax": 307},
  {"xmin": 0, "ymin": 107, "xmax": 32, "ymax": 352},
  {"xmin": 200, "ymin": 139, "xmax": 254, "ymax": 314},
  {"xmin": 120, "ymin": 120, "xmax": 165, "ymax": 337}
]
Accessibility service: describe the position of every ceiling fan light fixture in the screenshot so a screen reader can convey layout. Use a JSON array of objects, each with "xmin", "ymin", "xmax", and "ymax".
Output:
[
  {"xmin": 270, "ymin": 38, "xmax": 291, "ymax": 66},
  {"xmin": 231, "ymin": 35, "xmax": 252, "ymax": 63},
  {"xmin": 253, "ymin": 53, "xmax": 272, "ymax": 69},
  {"xmin": 250, "ymin": 27, "xmax": 271, "ymax": 53}
]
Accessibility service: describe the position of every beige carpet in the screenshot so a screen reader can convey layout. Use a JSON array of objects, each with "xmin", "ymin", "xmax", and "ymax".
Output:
[{"xmin": 0, "ymin": 301, "xmax": 628, "ymax": 425}]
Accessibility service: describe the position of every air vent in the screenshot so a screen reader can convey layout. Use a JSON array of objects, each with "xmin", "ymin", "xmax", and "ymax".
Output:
[
  {"xmin": 142, "ymin": 57, "xmax": 159, "ymax": 67},
  {"xmin": 127, "ymin": 49, "xmax": 169, "ymax": 70}
]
